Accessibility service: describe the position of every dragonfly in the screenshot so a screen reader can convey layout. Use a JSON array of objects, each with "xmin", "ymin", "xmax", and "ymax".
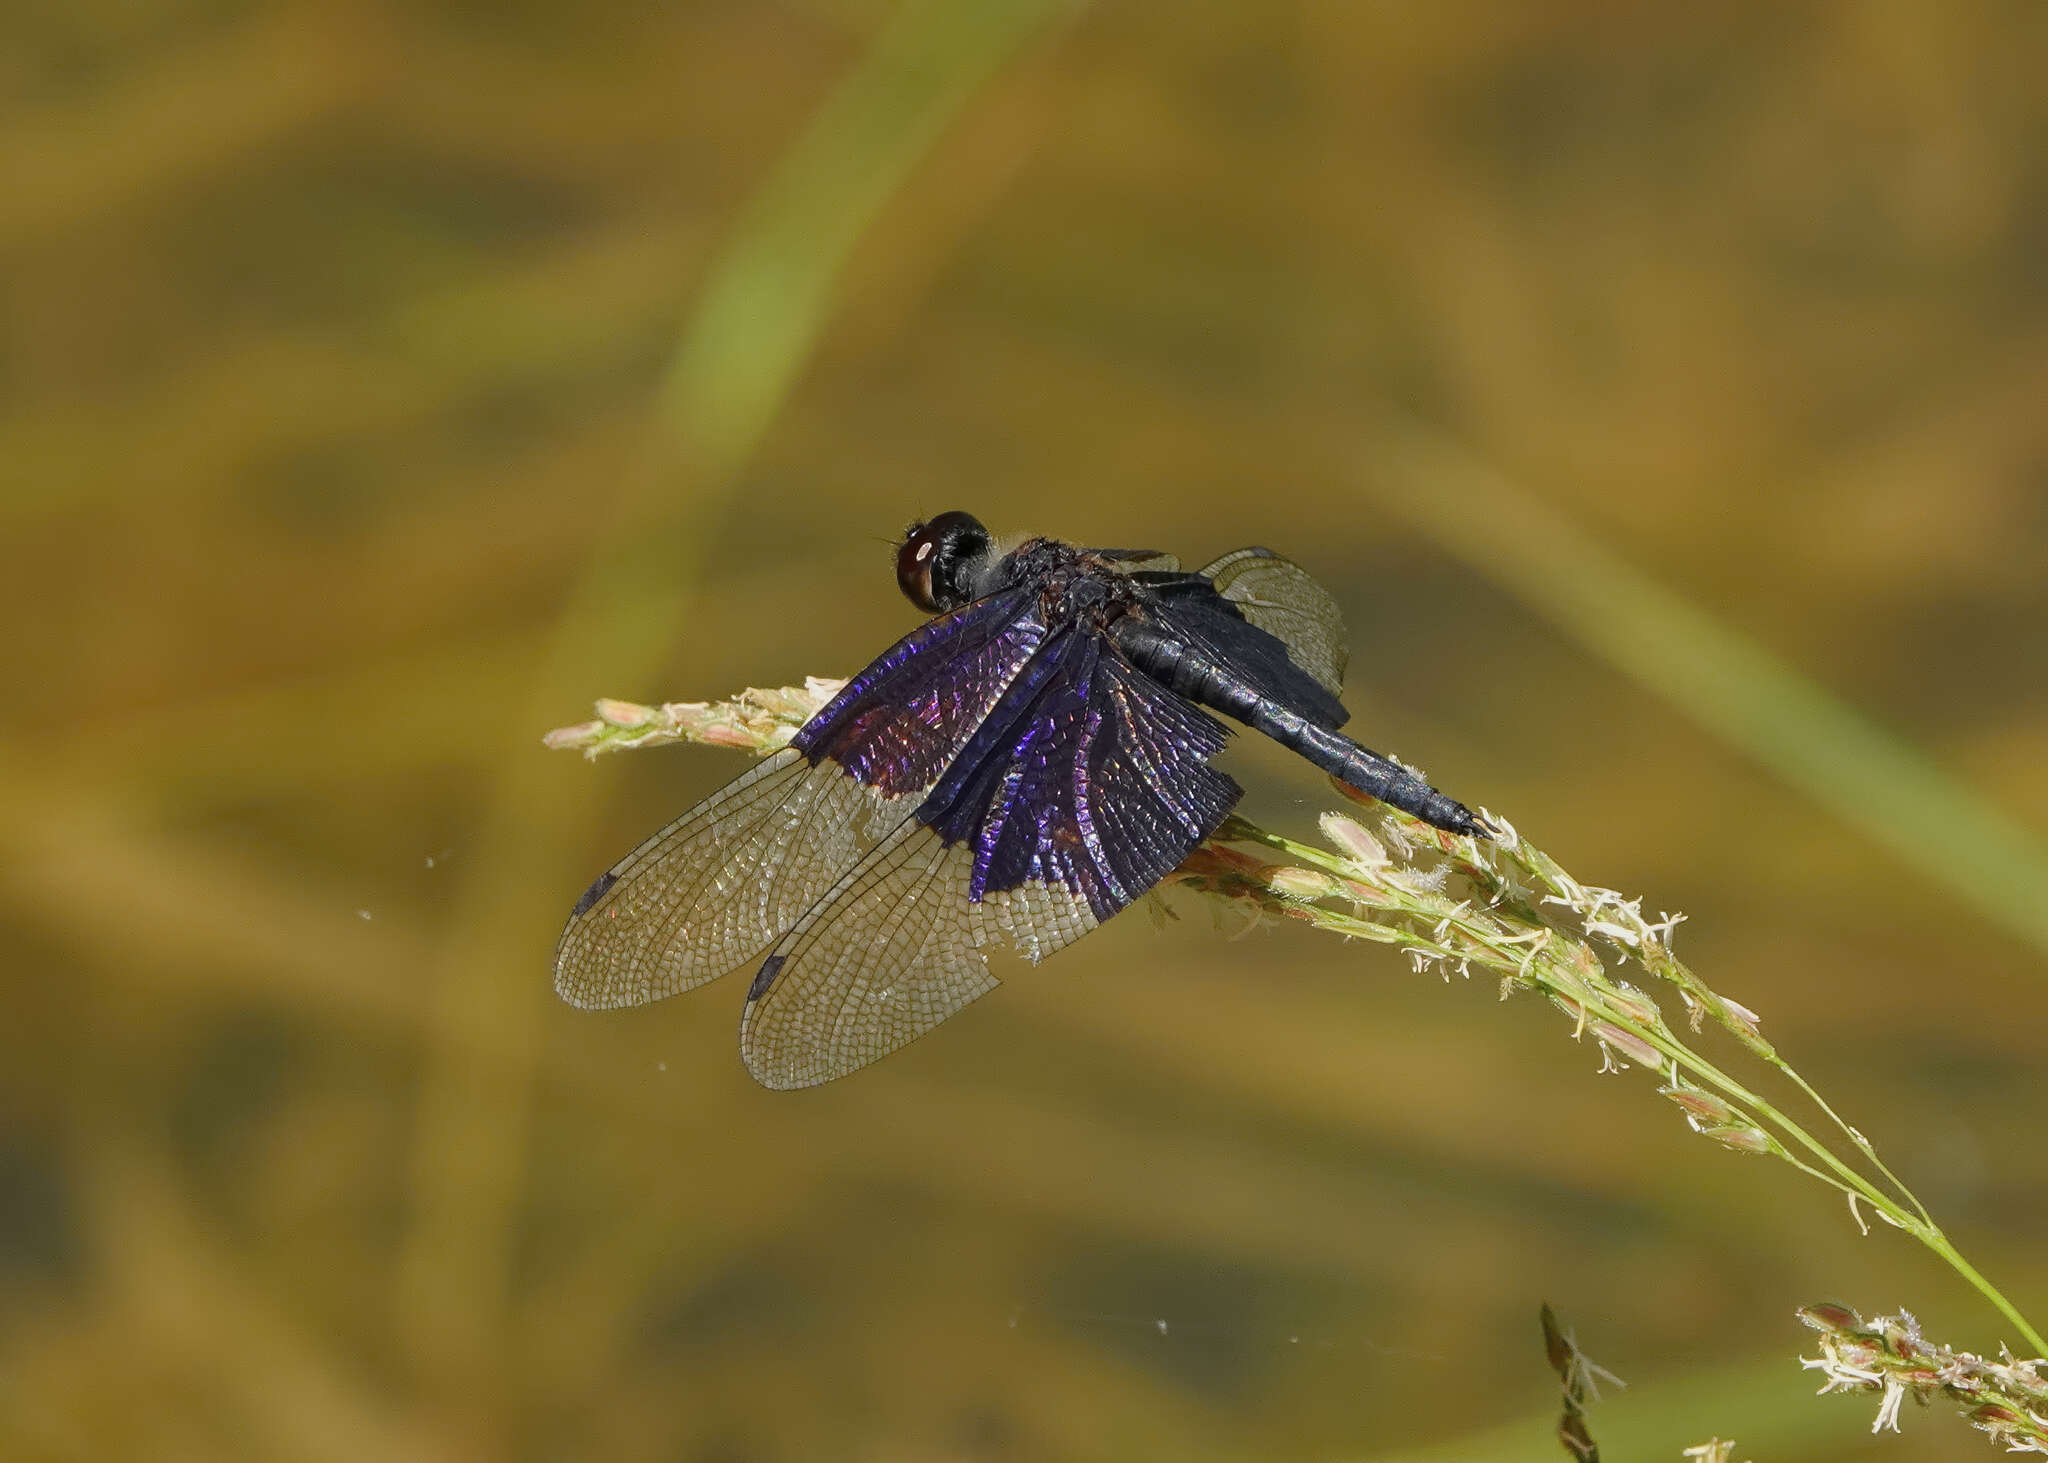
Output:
[{"xmin": 555, "ymin": 511, "xmax": 1487, "ymax": 1088}]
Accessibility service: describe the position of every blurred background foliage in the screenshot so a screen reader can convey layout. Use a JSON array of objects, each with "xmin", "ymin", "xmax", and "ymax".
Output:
[{"xmin": 3, "ymin": 1, "xmax": 2046, "ymax": 1459}]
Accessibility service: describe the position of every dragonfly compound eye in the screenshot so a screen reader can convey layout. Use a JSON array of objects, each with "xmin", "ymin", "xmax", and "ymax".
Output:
[{"xmin": 897, "ymin": 510, "xmax": 991, "ymax": 613}]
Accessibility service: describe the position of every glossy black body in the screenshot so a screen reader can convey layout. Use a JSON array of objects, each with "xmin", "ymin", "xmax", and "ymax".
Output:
[{"xmin": 555, "ymin": 513, "xmax": 1485, "ymax": 1088}]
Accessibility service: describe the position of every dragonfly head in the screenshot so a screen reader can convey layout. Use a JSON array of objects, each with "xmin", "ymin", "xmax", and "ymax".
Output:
[{"xmin": 897, "ymin": 511, "xmax": 995, "ymax": 614}]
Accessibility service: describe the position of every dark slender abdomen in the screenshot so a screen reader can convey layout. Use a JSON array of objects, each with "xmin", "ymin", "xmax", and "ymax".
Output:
[{"xmin": 1111, "ymin": 618, "xmax": 1489, "ymax": 838}]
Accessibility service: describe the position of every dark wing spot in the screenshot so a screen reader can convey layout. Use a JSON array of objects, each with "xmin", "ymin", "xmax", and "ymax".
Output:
[
  {"xmin": 570, "ymin": 869, "xmax": 619, "ymax": 919},
  {"xmin": 748, "ymin": 954, "xmax": 786, "ymax": 1001}
]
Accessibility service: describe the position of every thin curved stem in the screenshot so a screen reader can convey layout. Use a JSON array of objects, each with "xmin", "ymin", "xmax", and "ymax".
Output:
[
  {"xmin": 545, "ymin": 687, "xmax": 2048, "ymax": 1364},
  {"xmin": 1209, "ymin": 811, "xmax": 2046, "ymax": 1358}
]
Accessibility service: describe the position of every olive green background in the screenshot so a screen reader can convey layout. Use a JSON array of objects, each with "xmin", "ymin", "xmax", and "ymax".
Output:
[{"xmin": 4, "ymin": 3, "xmax": 2046, "ymax": 1459}]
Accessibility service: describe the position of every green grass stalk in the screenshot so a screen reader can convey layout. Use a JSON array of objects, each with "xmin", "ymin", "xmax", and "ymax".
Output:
[{"xmin": 549, "ymin": 678, "xmax": 2048, "ymax": 1434}]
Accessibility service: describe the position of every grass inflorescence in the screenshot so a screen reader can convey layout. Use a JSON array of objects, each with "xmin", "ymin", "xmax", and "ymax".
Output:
[
  {"xmin": 543, "ymin": 679, "xmax": 849, "ymax": 759},
  {"xmin": 550, "ymin": 680, "xmax": 2047, "ymax": 1454},
  {"xmin": 1540, "ymin": 1302, "xmax": 1622, "ymax": 1463},
  {"xmin": 1167, "ymin": 785, "xmax": 2045, "ymax": 1364},
  {"xmin": 1799, "ymin": 1303, "xmax": 2048, "ymax": 1453}
]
